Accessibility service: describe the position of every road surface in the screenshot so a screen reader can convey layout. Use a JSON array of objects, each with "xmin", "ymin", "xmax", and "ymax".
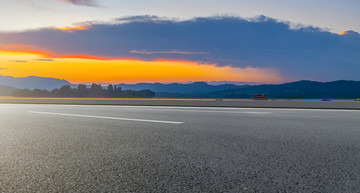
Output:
[{"xmin": 1, "ymin": 104, "xmax": 360, "ymax": 192}]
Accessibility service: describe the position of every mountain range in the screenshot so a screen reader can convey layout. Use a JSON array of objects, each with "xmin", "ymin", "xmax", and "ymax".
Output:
[
  {"xmin": 0, "ymin": 75, "xmax": 249, "ymax": 94},
  {"xmin": 204, "ymin": 80, "xmax": 360, "ymax": 99},
  {"xmin": 1, "ymin": 75, "xmax": 360, "ymax": 99},
  {"xmin": 117, "ymin": 82, "xmax": 248, "ymax": 93},
  {"xmin": 0, "ymin": 85, "xmax": 17, "ymax": 96},
  {"xmin": 0, "ymin": 75, "xmax": 72, "ymax": 90}
]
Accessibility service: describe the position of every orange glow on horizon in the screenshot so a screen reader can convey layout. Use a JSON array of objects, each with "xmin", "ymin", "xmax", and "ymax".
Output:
[
  {"xmin": 0, "ymin": 49, "xmax": 49, "ymax": 57},
  {"xmin": 55, "ymin": 54, "xmax": 139, "ymax": 61},
  {"xmin": 0, "ymin": 48, "xmax": 284, "ymax": 84},
  {"xmin": 0, "ymin": 45, "xmax": 136, "ymax": 61},
  {"xmin": 0, "ymin": 44, "xmax": 50, "ymax": 57}
]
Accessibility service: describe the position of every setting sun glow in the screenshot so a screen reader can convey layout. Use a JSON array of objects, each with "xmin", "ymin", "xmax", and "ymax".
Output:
[
  {"xmin": 0, "ymin": 49, "xmax": 283, "ymax": 84},
  {"xmin": 55, "ymin": 25, "xmax": 89, "ymax": 32}
]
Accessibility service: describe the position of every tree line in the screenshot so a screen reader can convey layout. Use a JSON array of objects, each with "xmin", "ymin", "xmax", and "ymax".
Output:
[{"xmin": 12, "ymin": 84, "xmax": 155, "ymax": 98}]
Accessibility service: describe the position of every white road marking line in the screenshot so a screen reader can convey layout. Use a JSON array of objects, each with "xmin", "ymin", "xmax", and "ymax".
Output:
[{"xmin": 28, "ymin": 111, "xmax": 184, "ymax": 125}]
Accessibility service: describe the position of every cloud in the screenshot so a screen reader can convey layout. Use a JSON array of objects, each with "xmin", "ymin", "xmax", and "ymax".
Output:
[
  {"xmin": 129, "ymin": 50, "xmax": 209, "ymax": 55},
  {"xmin": 0, "ymin": 15, "xmax": 359, "ymax": 81},
  {"xmin": 34, "ymin": 59, "xmax": 55, "ymax": 62},
  {"xmin": 116, "ymin": 15, "xmax": 171, "ymax": 23},
  {"xmin": 0, "ymin": 44, "xmax": 37, "ymax": 50},
  {"xmin": 56, "ymin": 0, "xmax": 98, "ymax": 7},
  {"xmin": 13, "ymin": 60, "xmax": 27, "ymax": 63}
]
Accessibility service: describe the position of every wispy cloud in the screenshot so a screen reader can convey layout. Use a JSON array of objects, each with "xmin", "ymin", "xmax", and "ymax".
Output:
[
  {"xmin": 56, "ymin": 0, "xmax": 98, "ymax": 7},
  {"xmin": 116, "ymin": 15, "xmax": 171, "ymax": 24},
  {"xmin": 129, "ymin": 50, "xmax": 209, "ymax": 55},
  {"xmin": 34, "ymin": 59, "xmax": 55, "ymax": 62},
  {"xmin": 0, "ymin": 44, "xmax": 37, "ymax": 50},
  {"xmin": 13, "ymin": 60, "xmax": 28, "ymax": 63}
]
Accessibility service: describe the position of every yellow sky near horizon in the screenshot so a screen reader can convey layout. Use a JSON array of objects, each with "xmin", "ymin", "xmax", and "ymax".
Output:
[{"xmin": 0, "ymin": 50, "xmax": 284, "ymax": 84}]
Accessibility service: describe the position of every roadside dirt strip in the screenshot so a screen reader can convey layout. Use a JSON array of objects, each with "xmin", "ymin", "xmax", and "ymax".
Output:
[{"xmin": 1, "ymin": 98, "xmax": 360, "ymax": 110}]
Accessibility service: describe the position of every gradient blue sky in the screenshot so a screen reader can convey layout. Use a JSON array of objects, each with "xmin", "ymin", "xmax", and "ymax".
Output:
[
  {"xmin": 0, "ymin": 0, "xmax": 359, "ymax": 84},
  {"xmin": 1, "ymin": 0, "xmax": 359, "ymax": 33}
]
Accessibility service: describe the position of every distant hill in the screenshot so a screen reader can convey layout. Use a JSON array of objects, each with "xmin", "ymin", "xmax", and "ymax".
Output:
[
  {"xmin": 204, "ymin": 80, "xmax": 360, "ymax": 99},
  {"xmin": 117, "ymin": 82, "xmax": 248, "ymax": 93},
  {"xmin": 2, "ymin": 75, "xmax": 360, "ymax": 99},
  {"xmin": 0, "ymin": 75, "xmax": 251, "ymax": 93},
  {"xmin": 0, "ymin": 75, "xmax": 72, "ymax": 90},
  {"xmin": 0, "ymin": 85, "xmax": 18, "ymax": 96}
]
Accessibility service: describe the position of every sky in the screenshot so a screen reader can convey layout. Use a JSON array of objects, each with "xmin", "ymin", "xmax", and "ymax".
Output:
[{"xmin": 0, "ymin": 0, "xmax": 359, "ymax": 84}]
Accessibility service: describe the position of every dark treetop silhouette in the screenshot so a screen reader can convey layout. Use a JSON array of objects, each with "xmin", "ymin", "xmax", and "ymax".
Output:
[{"xmin": 11, "ymin": 84, "xmax": 155, "ymax": 98}]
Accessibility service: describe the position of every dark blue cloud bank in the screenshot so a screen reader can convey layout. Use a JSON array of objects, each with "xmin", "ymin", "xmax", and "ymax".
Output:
[{"xmin": 0, "ymin": 15, "xmax": 359, "ymax": 81}]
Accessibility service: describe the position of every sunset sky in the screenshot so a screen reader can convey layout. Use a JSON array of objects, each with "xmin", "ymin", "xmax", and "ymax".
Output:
[{"xmin": 0, "ymin": 0, "xmax": 359, "ymax": 84}]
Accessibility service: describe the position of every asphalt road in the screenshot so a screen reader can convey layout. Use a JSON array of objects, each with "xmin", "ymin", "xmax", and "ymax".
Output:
[{"xmin": 1, "ymin": 104, "xmax": 360, "ymax": 192}]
